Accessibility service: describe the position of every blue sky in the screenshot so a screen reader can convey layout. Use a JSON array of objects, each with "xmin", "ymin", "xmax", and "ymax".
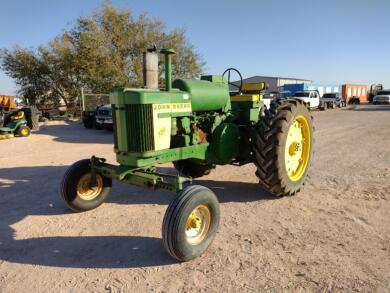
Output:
[{"xmin": 1, "ymin": 0, "xmax": 389, "ymax": 95}]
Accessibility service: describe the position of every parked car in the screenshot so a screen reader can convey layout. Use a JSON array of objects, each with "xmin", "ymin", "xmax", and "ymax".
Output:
[
  {"xmin": 82, "ymin": 104, "xmax": 113, "ymax": 130},
  {"xmin": 320, "ymin": 93, "xmax": 346, "ymax": 110},
  {"xmin": 291, "ymin": 90, "xmax": 321, "ymax": 109},
  {"xmin": 95, "ymin": 104, "xmax": 113, "ymax": 130},
  {"xmin": 373, "ymin": 90, "xmax": 390, "ymax": 104}
]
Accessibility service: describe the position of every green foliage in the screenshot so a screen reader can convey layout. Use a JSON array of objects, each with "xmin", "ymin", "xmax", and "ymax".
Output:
[{"xmin": 0, "ymin": 2, "xmax": 204, "ymax": 109}]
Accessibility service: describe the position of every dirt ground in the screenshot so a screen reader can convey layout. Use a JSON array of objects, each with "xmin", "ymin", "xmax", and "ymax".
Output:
[{"xmin": 0, "ymin": 104, "xmax": 389, "ymax": 292}]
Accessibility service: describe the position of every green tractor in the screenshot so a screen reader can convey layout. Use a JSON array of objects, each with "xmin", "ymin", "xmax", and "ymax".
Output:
[
  {"xmin": 0, "ymin": 109, "xmax": 31, "ymax": 140},
  {"xmin": 61, "ymin": 48, "xmax": 314, "ymax": 261}
]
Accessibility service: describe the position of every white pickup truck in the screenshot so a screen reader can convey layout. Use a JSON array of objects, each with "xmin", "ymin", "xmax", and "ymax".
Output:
[{"xmin": 291, "ymin": 90, "xmax": 321, "ymax": 109}]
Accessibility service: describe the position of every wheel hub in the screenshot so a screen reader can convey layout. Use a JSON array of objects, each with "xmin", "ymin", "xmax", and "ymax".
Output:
[
  {"xmin": 285, "ymin": 115, "xmax": 311, "ymax": 181},
  {"xmin": 77, "ymin": 173, "xmax": 103, "ymax": 201},
  {"xmin": 185, "ymin": 205, "xmax": 211, "ymax": 245}
]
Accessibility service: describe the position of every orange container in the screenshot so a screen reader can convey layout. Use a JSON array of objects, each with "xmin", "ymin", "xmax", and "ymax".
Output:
[
  {"xmin": 0, "ymin": 95, "xmax": 15, "ymax": 109},
  {"xmin": 342, "ymin": 84, "xmax": 368, "ymax": 103}
]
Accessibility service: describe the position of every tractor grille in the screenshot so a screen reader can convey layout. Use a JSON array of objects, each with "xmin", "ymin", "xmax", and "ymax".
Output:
[{"xmin": 114, "ymin": 104, "xmax": 155, "ymax": 153}]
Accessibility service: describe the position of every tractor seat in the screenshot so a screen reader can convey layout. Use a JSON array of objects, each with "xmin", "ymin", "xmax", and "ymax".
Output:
[
  {"xmin": 241, "ymin": 82, "xmax": 267, "ymax": 94},
  {"xmin": 11, "ymin": 111, "xmax": 24, "ymax": 121},
  {"xmin": 230, "ymin": 82, "xmax": 267, "ymax": 102}
]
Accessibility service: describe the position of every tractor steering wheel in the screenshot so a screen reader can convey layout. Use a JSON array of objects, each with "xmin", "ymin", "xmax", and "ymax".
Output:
[{"xmin": 222, "ymin": 68, "xmax": 243, "ymax": 93}]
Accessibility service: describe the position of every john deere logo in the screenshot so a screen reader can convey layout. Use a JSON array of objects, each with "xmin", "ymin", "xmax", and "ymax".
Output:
[{"xmin": 153, "ymin": 103, "xmax": 191, "ymax": 112}]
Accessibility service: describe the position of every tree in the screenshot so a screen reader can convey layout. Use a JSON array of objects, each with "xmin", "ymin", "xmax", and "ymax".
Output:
[{"xmin": 0, "ymin": 2, "xmax": 204, "ymax": 109}]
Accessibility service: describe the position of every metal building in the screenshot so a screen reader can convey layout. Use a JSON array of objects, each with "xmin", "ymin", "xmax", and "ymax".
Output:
[
  {"xmin": 231, "ymin": 76, "xmax": 312, "ymax": 93},
  {"xmin": 283, "ymin": 83, "xmax": 342, "ymax": 97}
]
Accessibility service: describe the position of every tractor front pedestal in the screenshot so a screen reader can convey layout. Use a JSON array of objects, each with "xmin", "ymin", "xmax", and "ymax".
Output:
[{"xmin": 90, "ymin": 156, "xmax": 192, "ymax": 193}]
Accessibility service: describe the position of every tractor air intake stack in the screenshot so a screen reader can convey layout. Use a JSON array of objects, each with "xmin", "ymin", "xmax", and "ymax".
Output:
[
  {"xmin": 160, "ymin": 48, "xmax": 175, "ymax": 91},
  {"xmin": 143, "ymin": 47, "xmax": 159, "ymax": 89}
]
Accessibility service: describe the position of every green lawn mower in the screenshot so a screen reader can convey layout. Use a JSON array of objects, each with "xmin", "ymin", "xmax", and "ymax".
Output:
[
  {"xmin": 61, "ymin": 48, "xmax": 314, "ymax": 262},
  {"xmin": 0, "ymin": 109, "xmax": 31, "ymax": 140}
]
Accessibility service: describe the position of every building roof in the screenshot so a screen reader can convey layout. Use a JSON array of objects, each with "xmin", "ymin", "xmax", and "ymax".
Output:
[
  {"xmin": 240, "ymin": 75, "xmax": 312, "ymax": 83},
  {"xmin": 229, "ymin": 75, "xmax": 312, "ymax": 92}
]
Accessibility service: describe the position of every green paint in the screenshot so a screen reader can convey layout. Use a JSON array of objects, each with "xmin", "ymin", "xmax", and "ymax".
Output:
[
  {"xmin": 88, "ymin": 48, "xmax": 268, "ymax": 193},
  {"xmin": 172, "ymin": 77, "xmax": 231, "ymax": 112},
  {"xmin": 209, "ymin": 123, "xmax": 240, "ymax": 164}
]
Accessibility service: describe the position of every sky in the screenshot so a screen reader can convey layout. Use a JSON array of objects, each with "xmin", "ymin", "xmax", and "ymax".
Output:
[{"xmin": 1, "ymin": 0, "xmax": 389, "ymax": 95}]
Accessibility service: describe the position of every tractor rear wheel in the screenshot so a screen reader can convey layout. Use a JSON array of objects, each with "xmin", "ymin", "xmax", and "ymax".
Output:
[
  {"xmin": 17, "ymin": 125, "xmax": 30, "ymax": 137},
  {"xmin": 162, "ymin": 185, "xmax": 220, "ymax": 261},
  {"xmin": 254, "ymin": 99, "xmax": 314, "ymax": 196},
  {"xmin": 173, "ymin": 159, "xmax": 215, "ymax": 178},
  {"xmin": 61, "ymin": 159, "xmax": 112, "ymax": 212}
]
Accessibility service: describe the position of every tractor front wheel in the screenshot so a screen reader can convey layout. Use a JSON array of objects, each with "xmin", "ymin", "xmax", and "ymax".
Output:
[
  {"xmin": 61, "ymin": 159, "xmax": 112, "ymax": 212},
  {"xmin": 17, "ymin": 125, "xmax": 30, "ymax": 137},
  {"xmin": 162, "ymin": 185, "xmax": 220, "ymax": 261},
  {"xmin": 254, "ymin": 99, "xmax": 314, "ymax": 196}
]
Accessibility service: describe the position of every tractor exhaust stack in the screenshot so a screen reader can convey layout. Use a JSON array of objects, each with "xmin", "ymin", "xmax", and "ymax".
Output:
[{"xmin": 143, "ymin": 47, "xmax": 159, "ymax": 89}]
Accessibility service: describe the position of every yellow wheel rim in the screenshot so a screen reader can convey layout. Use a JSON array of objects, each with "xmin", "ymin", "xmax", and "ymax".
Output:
[
  {"xmin": 76, "ymin": 173, "xmax": 103, "ymax": 201},
  {"xmin": 185, "ymin": 205, "xmax": 211, "ymax": 245},
  {"xmin": 284, "ymin": 115, "xmax": 311, "ymax": 181},
  {"xmin": 21, "ymin": 128, "xmax": 29, "ymax": 136}
]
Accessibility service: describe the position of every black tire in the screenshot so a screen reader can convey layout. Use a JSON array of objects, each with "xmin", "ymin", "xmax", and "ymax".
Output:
[
  {"xmin": 254, "ymin": 99, "xmax": 314, "ymax": 196},
  {"xmin": 61, "ymin": 159, "xmax": 112, "ymax": 212},
  {"xmin": 17, "ymin": 125, "xmax": 31, "ymax": 137},
  {"xmin": 83, "ymin": 115, "xmax": 95, "ymax": 129},
  {"xmin": 173, "ymin": 159, "xmax": 215, "ymax": 178},
  {"xmin": 22, "ymin": 106, "xmax": 40, "ymax": 131},
  {"xmin": 94, "ymin": 120, "xmax": 103, "ymax": 130},
  {"xmin": 162, "ymin": 185, "xmax": 220, "ymax": 261},
  {"xmin": 3, "ymin": 112, "xmax": 12, "ymax": 126}
]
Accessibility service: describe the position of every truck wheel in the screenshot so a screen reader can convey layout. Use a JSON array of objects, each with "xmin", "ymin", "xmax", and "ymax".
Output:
[
  {"xmin": 61, "ymin": 159, "xmax": 112, "ymax": 212},
  {"xmin": 254, "ymin": 99, "xmax": 314, "ymax": 196},
  {"xmin": 83, "ymin": 116, "xmax": 95, "ymax": 129},
  {"xmin": 17, "ymin": 125, "xmax": 30, "ymax": 137},
  {"xmin": 162, "ymin": 185, "xmax": 220, "ymax": 261},
  {"xmin": 173, "ymin": 159, "xmax": 215, "ymax": 178}
]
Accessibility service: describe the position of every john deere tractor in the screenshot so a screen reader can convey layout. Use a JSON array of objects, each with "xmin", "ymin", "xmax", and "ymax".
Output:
[{"xmin": 61, "ymin": 48, "xmax": 314, "ymax": 261}]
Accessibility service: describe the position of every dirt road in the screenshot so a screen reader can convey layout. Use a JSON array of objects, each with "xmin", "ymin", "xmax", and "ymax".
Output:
[{"xmin": 0, "ymin": 105, "xmax": 389, "ymax": 292}]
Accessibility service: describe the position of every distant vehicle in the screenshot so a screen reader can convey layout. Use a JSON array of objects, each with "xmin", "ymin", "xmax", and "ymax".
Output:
[
  {"xmin": 95, "ymin": 104, "xmax": 113, "ymax": 130},
  {"xmin": 369, "ymin": 84, "xmax": 383, "ymax": 103},
  {"xmin": 82, "ymin": 104, "xmax": 113, "ymax": 130},
  {"xmin": 321, "ymin": 93, "xmax": 346, "ymax": 109},
  {"xmin": 262, "ymin": 91, "xmax": 291, "ymax": 109},
  {"xmin": 292, "ymin": 90, "xmax": 320, "ymax": 109},
  {"xmin": 373, "ymin": 90, "xmax": 390, "ymax": 105}
]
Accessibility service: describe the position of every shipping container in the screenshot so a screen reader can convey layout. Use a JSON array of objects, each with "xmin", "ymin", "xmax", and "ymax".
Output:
[
  {"xmin": 283, "ymin": 83, "xmax": 341, "ymax": 97},
  {"xmin": 342, "ymin": 84, "xmax": 368, "ymax": 103}
]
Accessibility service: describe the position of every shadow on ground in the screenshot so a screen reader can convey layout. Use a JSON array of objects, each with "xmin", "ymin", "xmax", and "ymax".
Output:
[
  {"xmin": 0, "ymin": 164, "xmax": 273, "ymax": 268},
  {"xmin": 35, "ymin": 121, "xmax": 114, "ymax": 144},
  {"xmin": 343, "ymin": 105, "xmax": 390, "ymax": 112}
]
